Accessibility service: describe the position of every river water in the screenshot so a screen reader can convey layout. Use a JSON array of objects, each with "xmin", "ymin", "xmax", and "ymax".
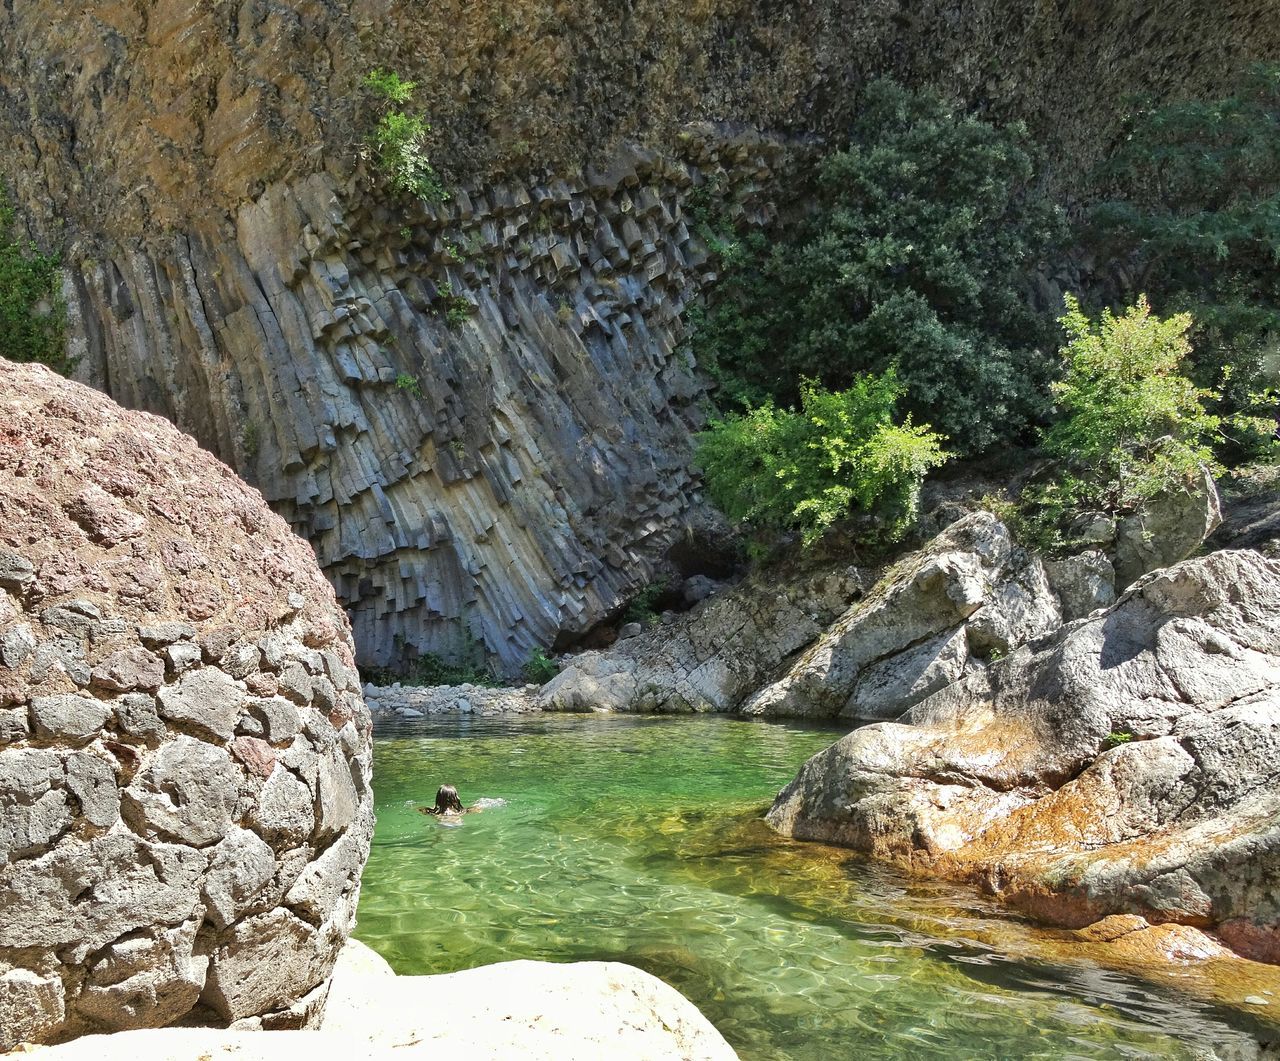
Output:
[{"xmin": 356, "ymin": 713, "xmax": 1267, "ymax": 1060}]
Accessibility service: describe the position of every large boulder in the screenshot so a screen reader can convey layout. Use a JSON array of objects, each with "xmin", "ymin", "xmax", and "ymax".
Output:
[
  {"xmin": 0, "ymin": 360, "xmax": 374, "ymax": 1047},
  {"xmin": 766, "ymin": 549, "xmax": 1280, "ymax": 965},
  {"xmin": 1112, "ymin": 465, "xmax": 1222, "ymax": 589},
  {"xmin": 741, "ymin": 513, "xmax": 1062, "ymax": 721}
]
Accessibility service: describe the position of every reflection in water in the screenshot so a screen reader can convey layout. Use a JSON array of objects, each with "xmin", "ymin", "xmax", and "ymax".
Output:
[{"xmin": 357, "ymin": 714, "xmax": 1263, "ymax": 1060}]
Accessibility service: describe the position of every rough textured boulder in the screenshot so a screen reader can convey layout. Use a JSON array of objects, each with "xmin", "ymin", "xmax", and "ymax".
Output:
[
  {"xmin": 767, "ymin": 549, "xmax": 1280, "ymax": 965},
  {"xmin": 538, "ymin": 566, "xmax": 865, "ymax": 713},
  {"xmin": 1113, "ymin": 466, "xmax": 1222, "ymax": 589},
  {"xmin": 741, "ymin": 514, "xmax": 1062, "ymax": 722},
  {"xmin": 0, "ymin": 360, "xmax": 374, "ymax": 1048}
]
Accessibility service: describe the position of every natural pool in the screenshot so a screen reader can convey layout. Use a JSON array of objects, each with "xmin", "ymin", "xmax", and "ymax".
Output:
[{"xmin": 356, "ymin": 713, "xmax": 1266, "ymax": 1060}]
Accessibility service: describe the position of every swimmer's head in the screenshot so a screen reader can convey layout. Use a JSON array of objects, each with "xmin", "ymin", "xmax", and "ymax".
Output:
[{"xmin": 434, "ymin": 784, "xmax": 465, "ymax": 814}]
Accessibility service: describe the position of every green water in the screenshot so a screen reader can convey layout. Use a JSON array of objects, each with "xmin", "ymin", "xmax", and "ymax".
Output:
[{"xmin": 357, "ymin": 714, "xmax": 1263, "ymax": 1060}]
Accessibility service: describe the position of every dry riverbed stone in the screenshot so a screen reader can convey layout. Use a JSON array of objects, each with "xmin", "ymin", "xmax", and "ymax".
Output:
[{"xmin": 0, "ymin": 360, "xmax": 374, "ymax": 1048}]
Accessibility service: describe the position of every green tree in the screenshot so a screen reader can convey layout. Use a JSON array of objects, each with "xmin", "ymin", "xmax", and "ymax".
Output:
[
  {"xmin": 1026, "ymin": 296, "xmax": 1219, "ymax": 540},
  {"xmin": 693, "ymin": 79, "xmax": 1064, "ymax": 454},
  {"xmin": 0, "ymin": 189, "xmax": 66, "ymax": 371},
  {"xmin": 696, "ymin": 372, "xmax": 948, "ymax": 546},
  {"xmin": 1088, "ymin": 62, "xmax": 1280, "ymax": 425}
]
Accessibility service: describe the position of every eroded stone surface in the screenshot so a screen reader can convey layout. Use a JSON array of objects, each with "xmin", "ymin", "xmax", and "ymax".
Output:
[
  {"xmin": 741, "ymin": 514, "xmax": 1062, "ymax": 721},
  {"xmin": 767, "ymin": 549, "xmax": 1280, "ymax": 966},
  {"xmin": 0, "ymin": 361, "xmax": 374, "ymax": 1048}
]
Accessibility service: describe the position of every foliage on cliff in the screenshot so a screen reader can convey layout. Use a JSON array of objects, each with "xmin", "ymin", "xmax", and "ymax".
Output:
[
  {"xmin": 693, "ymin": 80, "xmax": 1064, "ymax": 456},
  {"xmin": 1088, "ymin": 63, "xmax": 1280, "ymax": 419},
  {"xmin": 1020, "ymin": 297, "xmax": 1220, "ymax": 547},
  {"xmin": 362, "ymin": 69, "xmax": 445, "ymax": 202},
  {"xmin": 696, "ymin": 372, "xmax": 947, "ymax": 546},
  {"xmin": 0, "ymin": 189, "xmax": 65, "ymax": 372}
]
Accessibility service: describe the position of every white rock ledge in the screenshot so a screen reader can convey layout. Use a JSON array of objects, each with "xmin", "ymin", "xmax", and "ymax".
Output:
[{"xmin": 18, "ymin": 940, "xmax": 737, "ymax": 1060}]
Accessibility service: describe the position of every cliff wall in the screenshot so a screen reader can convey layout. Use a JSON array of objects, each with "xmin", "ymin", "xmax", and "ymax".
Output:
[{"xmin": 1, "ymin": 0, "xmax": 1274, "ymax": 672}]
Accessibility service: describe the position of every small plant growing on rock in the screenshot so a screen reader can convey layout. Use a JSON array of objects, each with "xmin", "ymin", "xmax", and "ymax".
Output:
[
  {"xmin": 361, "ymin": 69, "xmax": 445, "ymax": 203},
  {"xmin": 522, "ymin": 647, "xmax": 559, "ymax": 685},
  {"xmin": 1104, "ymin": 730, "xmax": 1134, "ymax": 749},
  {"xmin": 395, "ymin": 372, "xmax": 423, "ymax": 397}
]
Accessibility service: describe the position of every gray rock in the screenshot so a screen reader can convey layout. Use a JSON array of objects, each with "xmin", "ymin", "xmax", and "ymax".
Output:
[
  {"xmin": 0, "ymin": 707, "xmax": 29, "ymax": 743},
  {"xmin": 136, "ymin": 623, "xmax": 196, "ymax": 648},
  {"xmin": 75, "ymin": 920, "xmax": 208, "ymax": 1031},
  {"xmin": 540, "ymin": 565, "xmax": 865, "ymax": 714},
  {"xmin": 0, "ymin": 966, "xmax": 65, "ymax": 1052},
  {"xmin": 0, "ymin": 624, "xmax": 37, "ymax": 669},
  {"xmin": 250, "ymin": 766, "xmax": 316, "ymax": 844},
  {"xmin": 0, "ymin": 834, "xmax": 206, "ymax": 953},
  {"xmin": 200, "ymin": 908, "xmax": 328, "ymax": 1022},
  {"xmin": 40, "ymin": 600, "xmax": 103, "ymax": 639},
  {"xmin": 112, "ymin": 693, "xmax": 166, "ymax": 743},
  {"xmin": 618, "ymin": 622, "xmax": 643, "ymax": 640},
  {"xmin": 121, "ymin": 737, "xmax": 239, "ymax": 846},
  {"xmin": 162, "ymin": 641, "xmax": 202, "ymax": 675},
  {"xmin": 1113, "ymin": 466, "xmax": 1221, "ymax": 590},
  {"xmin": 766, "ymin": 550, "xmax": 1280, "ymax": 965},
  {"xmin": 285, "ymin": 811, "xmax": 371, "ymax": 921},
  {"xmin": 1044, "ymin": 550, "xmax": 1117, "ymax": 621},
  {"xmin": 30, "ymin": 694, "xmax": 111, "ymax": 743},
  {"xmin": 277, "ymin": 661, "xmax": 313, "ymax": 706},
  {"xmin": 156, "ymin": 669, "xmax": 246, "ymax": 742},
  {"xmin": 0, "ymin": 552, "xmax": 36, "ymax": 595},
  {"xmin": 203, "ymin": 827, "xmax": 278, "ymax": 928},
  {"xmin": 742, "ymin": 513, "xmax": 1061, "ymax": 720}
]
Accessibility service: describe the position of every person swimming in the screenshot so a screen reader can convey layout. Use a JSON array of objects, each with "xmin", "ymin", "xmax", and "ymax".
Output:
[
  {"xmin": 420, "ymin": 784, "xmax": 468, "ymax": 816},
  {"xmin": 417, "ymin": 785, "xmax": 507, "ymax": 820}
]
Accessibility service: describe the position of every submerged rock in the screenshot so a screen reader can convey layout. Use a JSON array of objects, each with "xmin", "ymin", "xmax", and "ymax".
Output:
[
  {"xmin": 0, "ymin": 360, "xmax": 374, "ymax": 1047},
  {"xmin": 767, "ymin": 549, "xmax": 1280, "ymax": 966}
]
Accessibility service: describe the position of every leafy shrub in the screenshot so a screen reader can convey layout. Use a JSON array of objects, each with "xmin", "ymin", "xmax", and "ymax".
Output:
[
  {"xmin": 1088, "ymin": 63, "xmax": 1280, "ymax": 415},
  {"xmin": 696, "ymin": 372, "xmax": 948, "ymax": 546},
  {"xmin": 623, "ymin": 583, "xmax": 666, "ymax": 625},
  {"xmin": 692, "ymin": 79, "xmax": 1064, "ymax": 454},
  {"xmin": 1022, "ymin": 296, "xmax": 1220, "ymax": 546},
  {"xmin": 362, "ymin": 69, "xmax": 445, "ymax": 202},
  {"xmin": 0, "ymin": 190, "xmax": 67, "ymax": 371},
  {"xmin": 522, "ymin": 647, "xmax": 559, "ymax": 685},
  {"xmin": 394, "ymin": 372, "xmax": 422, "ymax": 397}
]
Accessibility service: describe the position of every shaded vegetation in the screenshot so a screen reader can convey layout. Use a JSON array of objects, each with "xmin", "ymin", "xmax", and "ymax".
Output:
[
  {"xmin": 1088, "ymin": 62, "xmax": 1280, "ymax": 433},
  {"xmin": 692, "ymin": 79, "xmax": 1064, "ymax": 456},
  {"xmin": 0, "ymin": 188, "xmax": 67, "ymax": 372}
]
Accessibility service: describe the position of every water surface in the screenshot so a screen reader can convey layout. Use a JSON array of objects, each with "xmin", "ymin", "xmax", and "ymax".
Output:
[{"xmin": 357, "ymin": 713, "xmax": 1265, "ymax": 1060}]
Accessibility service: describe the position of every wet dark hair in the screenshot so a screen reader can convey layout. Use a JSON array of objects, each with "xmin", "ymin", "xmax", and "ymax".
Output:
[{"xmin": 431, "ymin": 784, "xmax": 465, "ymax": 815}]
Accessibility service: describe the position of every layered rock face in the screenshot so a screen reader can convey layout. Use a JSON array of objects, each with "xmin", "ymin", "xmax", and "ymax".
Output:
[
  {"xmin": 539, "ymin": 564, "xmax": 865, "ymax": 713},
  {"xmin": 767, "ymin": 550, "xmax": 1280, "ymax": 964},
  {"xmin": 68, "ymin": 142, "xmax": 778, "ymax": 676},
  {"xmin": 2, "ymin": 2, "xmax": 1276, "ymax": 674},
  {"xmin": 741, "ymin": 514, "xmax": 1063, "ymax": 721},
  {"xmin": 0, "ymin": 361, "xmax": 374, "ymax": 1047}
]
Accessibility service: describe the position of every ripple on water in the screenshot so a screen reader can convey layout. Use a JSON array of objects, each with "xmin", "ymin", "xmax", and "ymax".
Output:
[{"xmin": 357, "ymin": 714, "xmax": 1260, "ymax": 1061}]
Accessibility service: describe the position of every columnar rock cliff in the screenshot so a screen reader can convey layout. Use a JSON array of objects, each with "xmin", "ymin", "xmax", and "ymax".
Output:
[
  {"xmin": 0, "ymin": 361, "xmax": 374, "ymax": 1047},
  {"xmin": 1, "ymin": 0, "xmax": 1275, "ymax": 671}
]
